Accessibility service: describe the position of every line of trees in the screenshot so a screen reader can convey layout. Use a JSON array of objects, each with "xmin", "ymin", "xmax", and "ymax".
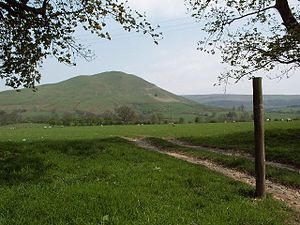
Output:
[
  {"xmin": 0, "ymin": 110, "xmax": 25, "ymax": 125},
  {"xmin": 30, "ymin": 106, "xmax": 165, "ymax": 126},
  {"xmin": 1, "ymin": 105, "xmax": 299, "ymax": 126},
  {"xmin": 194, "ymin": 110, "xmax": 252, "ymax": 123}
]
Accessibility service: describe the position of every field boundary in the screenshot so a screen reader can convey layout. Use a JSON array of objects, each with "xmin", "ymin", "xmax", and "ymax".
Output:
[
  {"xmin": 124, "ymin": 137, "xmax": 300, "ymax": 215},
  {"xmin": 167, "ymin": 139, "xmax": 300, "ymax": 173}
]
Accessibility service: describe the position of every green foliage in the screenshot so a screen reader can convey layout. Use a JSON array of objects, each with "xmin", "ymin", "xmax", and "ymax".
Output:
[
  {"xmin": 0, "ymin": 138, "xmax": 295, "ymax": 224},
  {"xmin": 186, "ymin": 0, "xmax": 300, "ymax": 82},
  {"xmin": 178, "ymin": 117, "xmax": 185, "ymax": 124},
  {"xmin": 114, "ymin": 105, "xmax": 137, "ymax": 124},
  {"xmin": 0, "ymin": 110, "xmax": 25, "ymax": 125},
  {"xmin": 0, "ymin": 2, "xmax": 161, "ymax": 89}
]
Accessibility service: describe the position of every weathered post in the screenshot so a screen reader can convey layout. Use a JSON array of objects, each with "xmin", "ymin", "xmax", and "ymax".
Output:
[{"xmin": 252, "ymin": 77, "xmax": 266, "ymax": 198}]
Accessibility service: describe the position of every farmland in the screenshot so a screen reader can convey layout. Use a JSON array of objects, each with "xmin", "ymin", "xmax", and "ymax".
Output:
[
  {"xmin": 0, "ymin": 121, "xmax": 299, "ymax": 224},
  {"xmin": 1, "ymin": 120, "xmax": 299, "ymax": 141}
]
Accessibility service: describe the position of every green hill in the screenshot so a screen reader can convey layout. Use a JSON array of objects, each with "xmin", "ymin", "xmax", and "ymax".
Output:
[
  {"xmin": 183, "ymin": 94, "xmax": 300, "ymax": 110},
  {"xmin": 0, "ymin": 71, "xmax": 212, "ymax": 121},
  {"xmin": 183, "ymin": 94, "xmax": 300, "ymax": 119}
]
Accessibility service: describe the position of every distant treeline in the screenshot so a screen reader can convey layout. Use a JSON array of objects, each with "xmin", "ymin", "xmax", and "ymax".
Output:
[
  {"xmin": 0, "ymin": 106, "xmax": 165, "ymax": 126},
  {"xmin": 1, "ymin": 106, "xmax": 298, "ymax": 126},
  {"xmin": 0, "ymin": 110, "xmax": 25, "ymax": 125},
  {"xmin": 194, "ymin": 110, "xmax": 253, "ymax": 123},
  {"xmin": 42, "ymin": 106, "xmax": 164, "ymax": 126}
]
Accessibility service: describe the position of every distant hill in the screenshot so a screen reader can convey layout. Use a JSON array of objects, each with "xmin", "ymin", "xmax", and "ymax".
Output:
[
  {"xmin": 183, "ymin": 94, "xmax": 300, "ymax": 119},
  {"xmin": 0, "ymin": 71, "xmax": 212, "ymax": 120},
  {"xmin": 183, "ymin": 94, "xmax": 300, "ymax": 111}
]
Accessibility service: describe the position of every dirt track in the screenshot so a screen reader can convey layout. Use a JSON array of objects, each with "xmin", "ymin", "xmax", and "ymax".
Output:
[
  {"xmin": 125, "ymin": 137, "xmax": 300, "ymax": 215},
  {"xmin": 168, "ymin": 139, "xmax": 300, "ymax": 173}
]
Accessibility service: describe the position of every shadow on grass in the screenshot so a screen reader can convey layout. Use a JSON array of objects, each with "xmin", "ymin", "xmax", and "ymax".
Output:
[
  {"xmin": 35, "ymin": 138, "xmax": 121, "ymax": 157},
  {"xmin": 0, "ymin": 154, "xmax": 52, "ymax": 186},
  {"xmin": 0, "ymin": 137, "xmax": 265, "ymax": 201},
  {"xmin": 238, "ymin": 188, "xmax": 256, "ymax": 198},
  {"xmin": 0, "ymin": 137, "xmax": 128, "ymax": 186}
]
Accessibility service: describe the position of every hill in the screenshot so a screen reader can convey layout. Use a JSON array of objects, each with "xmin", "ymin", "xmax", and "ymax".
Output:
[
  {"xmin": 183, "ymin": 94, "xmax": 300, "ymax": 119},
  {"xmin": 183, "ymin": 94, "xmax": 300, "ymax": 110},
  {"xmin": 0, "ymin": 71, "xmax": 212, "ymax": 121}
]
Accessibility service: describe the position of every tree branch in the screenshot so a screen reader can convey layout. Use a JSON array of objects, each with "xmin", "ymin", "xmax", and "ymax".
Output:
[
  {"xmin": 49, "ymin": 8, "xmax": 85, "ymax": 17},
  {"xmin": 1, "ymin": 0, "xmax": 46, "ymax": 15},
  {"xmin": 228, "ymin": 5, "xmax": 275, "ymax": 25},
  {"xmin": 0, "ymin": 2, "xmax": 15, "ymax": 14},
  {"xmin": 275, "ymin": 0, "xmax": 300, "ymax": 39}
]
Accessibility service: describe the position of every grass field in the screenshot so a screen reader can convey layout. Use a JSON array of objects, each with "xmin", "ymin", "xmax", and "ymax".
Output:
[
  {"xmin": 0, "ymin": 121, "xmax": 299, "ymax": 224},
  {"xmin": 1, "ymin": 120, "xmax": 299, "ymax": 140},
  {"xmin": 1, "ymin": 121, "xmax": 299, "ymax": 166},
  {"xmin": 145, "ymin": 137, "xmax": 300, "ymax": 188},
  {"xmin": 178, "ymin": 126, "xmax": 300, "ymax": 168},
  {"xmin": 0, "ymin": 137, "xmax": 295, "ymax": 224},
  {"xmin": 1, "ymin": 121, "xmax": 299, "ymax": 165}
]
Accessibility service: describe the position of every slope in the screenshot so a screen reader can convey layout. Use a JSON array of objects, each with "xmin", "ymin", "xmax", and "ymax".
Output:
[
  {"xmin": 0, "ymin": 71, "xmax": 211, "ymax": 120},
  {"xmin": 184, "ymin": 94, "xmax": 300, "ymax": 110},
  {"xmin": 184, "ymin": 94, "xmax": 300, "ymax": 119}
]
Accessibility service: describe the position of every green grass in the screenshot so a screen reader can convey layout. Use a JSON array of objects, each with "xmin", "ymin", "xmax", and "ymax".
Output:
[
  {"xmin": 179, "ymin": 127, "xmax": 300, "ymax": 168},
  {"xmin": 0, "ymin": 137, "xmax": 295, "ymax": 224},
  {"xmin": 1, "ymin": 121, "xmax": 299, "ymax": 167},
  {"xmin": 145, "ymin": 137, "xmax": 300, "ymax": 188},
  {"xmin": 1, "ymin": 120, "xmax": 299, "ymax": 140}
]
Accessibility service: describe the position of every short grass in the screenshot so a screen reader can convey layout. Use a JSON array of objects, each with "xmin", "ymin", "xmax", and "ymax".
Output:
[
  {"xmin": 1, "ymin": 121, "xmax": 299, "ymax": 141},
  {"xmin": 145, "ymin": 137, "xmax": 300, "ymax": 188},
  {"xmin": 179, "ymin": 127, "xmax": 300, "ymax": 168},
  {"xmin": 0, "ymin": 138, "xmax": 295, "ymax": 224},
  {"xmin": 0, "ymin": 121, "xmax": 300, "ymax": 168},
  {"xmin": 1, "ymin": 121, "xmax": 299, "ymax": 168}
]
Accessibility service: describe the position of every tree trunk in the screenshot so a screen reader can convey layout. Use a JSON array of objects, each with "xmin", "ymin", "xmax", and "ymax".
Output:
[{"xmin": 275, "ymin": 0, "xmax": 300, "ymax": 38}]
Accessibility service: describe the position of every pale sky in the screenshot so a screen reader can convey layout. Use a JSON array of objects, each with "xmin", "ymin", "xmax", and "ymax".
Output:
[{"xmin": 1, "ymin": 0, "xmax": 299, "ymax": 95}]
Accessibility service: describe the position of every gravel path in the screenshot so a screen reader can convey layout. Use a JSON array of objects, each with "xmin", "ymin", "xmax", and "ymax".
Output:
[{"xmin": 124, "ymin": 137, "xmax": 300, "ymax": 215}]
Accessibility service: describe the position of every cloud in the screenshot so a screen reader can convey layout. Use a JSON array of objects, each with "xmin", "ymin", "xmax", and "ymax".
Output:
[{"xmin": 127, "ymin": 0, "xmax": 187, "ymax": 18}]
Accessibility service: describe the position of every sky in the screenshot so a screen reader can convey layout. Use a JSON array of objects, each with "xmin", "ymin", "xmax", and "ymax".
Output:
[{"xmin": 0, "ymin": 0, "xmax": 299, "ymax": 95}]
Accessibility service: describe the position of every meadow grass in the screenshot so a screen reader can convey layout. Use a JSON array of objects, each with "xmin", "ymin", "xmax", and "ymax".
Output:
[
  {"xmin": 0, "ymin": 138, "xmax": 295, "ymax": 224},
  {"xmin": 0, "ymin": 121, "xmax": 299, "ymax": 141},
  {"xmin": 1, "ymin": 121, "xmax": 299, "ymax": 167},
  {"xmin": 179, "ymin": 126, "xmax": 300, "ymax": 168},
  {"xmin": 145, "ymin": 137, "xmax": 300, "ymax": 188}
]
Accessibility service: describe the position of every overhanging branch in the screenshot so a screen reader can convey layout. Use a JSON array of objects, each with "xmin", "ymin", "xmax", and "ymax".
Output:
[
  {"xmin": 274, "ymin": 0, "xmax": 300, "ymax": 43},
  {"xmin": 228, "ymin": 5, "xmax": 275, "ymax": 25}
]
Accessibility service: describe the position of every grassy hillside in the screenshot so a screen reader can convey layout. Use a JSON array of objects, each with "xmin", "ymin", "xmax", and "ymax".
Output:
[
  {"xmin": 184, "ymin": 94, "xmax": 300, "ymax": 110},
  {"xmin": 0, "ymin": 71, "xmax": 211, "ymax": 120},
  {"xmin": 184, "ymin": 94, "xmax": 300, "ymax": 119}
]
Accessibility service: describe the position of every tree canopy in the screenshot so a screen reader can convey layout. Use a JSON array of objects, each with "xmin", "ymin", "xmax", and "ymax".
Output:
[
  {"xmin": 186, "ymin": 0, "xmax": 300, "ymax": 84},
  {"xmin": 0, "ymin": 0, "xmax": 161, "ymax": 89}
]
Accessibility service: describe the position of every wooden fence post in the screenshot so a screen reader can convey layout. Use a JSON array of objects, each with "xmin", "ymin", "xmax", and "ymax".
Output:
[{"xmin": 252, "ymin": 77, "xmax": 266, "ymax": 198}]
